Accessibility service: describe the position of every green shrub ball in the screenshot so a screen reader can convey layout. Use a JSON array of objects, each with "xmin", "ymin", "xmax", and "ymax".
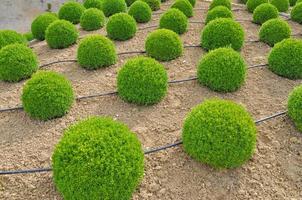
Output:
[
  {"xmin": 159, "ymin": 8, "xmax": 188, "ymax": 34},
  {"xmin": 291, "ymin": 3, "xmax": 302, "ymax": 24},
  {"xmin": 102, "ymin": 0, "xmax": 127, "ymax": 17},
  {"xmin": 145, "ymin": 29, "xmax": 183, "ymax": 61},
  {"xmin": 80, "ymin": 8, "xmax": 105, "ymax": 31},
  {"xmin": 106, "ymin": 13, "xmax": 137, "ymax": 41},
  {"xmin": 198, "ymin": 48, "xmax": 246, "ymax": 92},
  {"xmin": 83, "ymin": 0, "xmax": 103, "ymax": 9},
  {"xmin": 205, "ymin": 6, "xmax": 233, "ymax": 24},
  {"xmin": 259, "ymin": 19, "xmax": 291, "ymax": 47},
  {"xmin": 0, "ymin": 30, "xmax": 27, "ymax": 50},
  {"xmin": 58, "ymin": 2, "xmax": 85, "ymax": 24},
  {"xmin": 77, "ymin": 35, "xmax": 117, "ymax": 69},
  {"xmin": 128, "ymin": 1, "xmax": 152, "ymax": 23},
  {"xmin": 268, "ymin": 38, "xmax": 302, "ymax": 79},
  {"xmin": 201, "ymin": 18, "xmax": 245, "ymax": 51},
  {"xmin": 288, "ymin": 85, "xmax": 302, "ymax": 133},
  {"xmin": 52, "ymin": 117, "xmax": 144, "ymax": 200},
  {"xmin": 31, "ymin": 13, "xmax": 58, "ymax": 40},
  {"xmin": 182, "ymin": 99, "xmax": 257, "ymax": 168},
  {"xmin": 246, "ymin": 0, "xmax": 268, "ymax": 13},
  {"xmin": 45, "ymin": 20, "xmax": 79, "ymax": 49},
  {"xmin": 270, "ymin": 0, "xmax": 289, "ymax": 12},
  {"xmin": 22, "ymin": 71, "xmax": 74, "ymax": 120},
  {"xmin": 209, "ymin": 0, "xmax": 232, "ymax": 10},
  {"xmin": 171, "ymin": 0, "xmax": 193, "ymax": 18},
  {"xmin": 0, "ymin": 44, "xmax": 38, "ymax": 82},
  {"xmin": 23, "ymin": 32, "xmax": 34, "ymax": 42},
  {"xmin": 252, "ymin": 3, "xmax": 279, "ymax": 24},
  {"xmin": 141, "ymin": 0, "xmax": 161, "ymax": 11}
]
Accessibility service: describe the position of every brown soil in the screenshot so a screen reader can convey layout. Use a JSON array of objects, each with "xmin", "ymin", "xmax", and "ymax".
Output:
[{"xmin": 0, "ymin": 0, "xmax": 302, "ymax": 199}]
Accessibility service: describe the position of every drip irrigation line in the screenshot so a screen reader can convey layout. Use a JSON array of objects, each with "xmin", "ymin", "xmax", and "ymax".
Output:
[
  {"xmin": 117, "ymin": 50, "xmax": 146, "ymax": 55},
  {"xmin": 76, "ymin": 91, "xmax": 118, "ymax": 100},
  {"xmin": 144, "ymin": 140, "xmax": 183, "ymax": 154},
  {"xmin": 248, "ymin": 63, "xmax": 267, "ymax": 69},
  {"xmin": 39, "ymin": 59, "xmax": 77, "ymax": 68},
  {"xmin": 0, "ymin": 168, "xmax": 52, "ymax": 175},
  {"xmin": 255, "ymin": 111, "xmax": 287, "ymax": 124},
  {"xmin": 168, "ymin": 77, "xmax": 198, "ymax": 84}
]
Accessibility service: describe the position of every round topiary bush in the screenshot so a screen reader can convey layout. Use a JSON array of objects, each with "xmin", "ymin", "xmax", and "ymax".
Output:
[
  {"xmin": 270, "ymin": 0, "xmax": 289, "ymax": 12},
  {"xmin": 288, "ymin": 85, "xmax": 302, "ymax": 133},
  {"xmin": 252, "ymin": 3, "xmax": 279, "ymax": 24},
  {"xmin": 31, "ymin": 12, "xmax": 58, "ymax": 40},
  {"xmin": 145, "ymin": 29, "xmax": 183, "ymax": 61},
  {"xmin": 205, "ymin": 5, "xmax": 233, "ymax": 24},
  {"xmin": 201, "ymin": 18, "xmax": 245, "ymax": 51},
  {"xmin": 83, "ymin": 0, "xmax": 103, "ymax": 9},
  {"xmin": 23, "ymin": 32, "xmax": 34, "ymax": 42},
  {"xmin": 197, "ymin": 48, "xmax": 246, "ymax": 92},
  {"xmin": 0, "ymin": 44, "xmax": 38, "ymax": 82},
  {"xmin": 22, "ymin": 71, "xmax": 74, "ymax": 120},
  {"xmin": 259, "ymin": 18, "xmax": 291, "ymax": 46},
  {"xmin": 58, "ymin": 1, "xmax": 85, "ymax": 24},
  {"xmin": 128, "ymin": 1, "xmax": 152, "ymax": 23},
  {"xmin": 141, "ymin": 0, "xmax": 161, "ymax": 11},
  {"xmin": 80, "ymin": 8, "xmax": 105, "ymax": 31},
  {"xmin": 102, "ymin": 0, "xmax": 127, "ymax": 17},
  {"xmin": 268, "ymin": 38, "xmax": 302, "ymax": 79},
  {"xmin": 159, "ymin": 8, "xmax": 188, "ymax": 34},
  {"xmin": 182, "ymin": 99, "xmax": 257, "ymax": 168},
  {"xmin": 209, "ymin": 0, "xmax": 232, "ymax": 10},
  {"xmin": 0, "ymin": 30, "xmax": 27, "ymax": 50},
  {"xmin": 117, "ymin": 56, "xmax": 168, "ymax": 105},
  {"xmin": 45, "ymin": 20, "xmax": 79, "ymax": 49},
  {"xmin": 52, "ymin": 117, "xmax": 144, "ymax": 200},
  {"xmin": 77, "ymin": 34, "xmax": 117, "ymax": 69},
  {"xmin": 171, "ymin": 0, "xmax": 193, "ymax": 18},
  {"xmin": 246, "ymin": 0, "xmax": 268, "ymax": 13},
  {"xmin": 106, "ymin": 13, "xmax": 137, "ymax": 41},
  {"xmin": 291, "ymin": 3, "xmax": 302, "ymax": 24}
]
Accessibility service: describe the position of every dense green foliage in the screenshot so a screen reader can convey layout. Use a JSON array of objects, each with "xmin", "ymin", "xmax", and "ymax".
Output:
[
  {"xmin": 52, "ymin": 117, "xmax": 144, "ymax": 200},
  {"xmin": 182, "ymin": 99, "xmax": 257, "ymax": 168},
  {"xmin": 289, "ymin": 0, "xmax": 297, "ymax": 6},
  {"xmin": 77, "ymin": 34, "xmax": 117, "ymax": 69},
  {"xmin": 106, "ymin": 13, "xmax": 137, "ymax": 41},
  {"xmin": 288, "ymin": 85, "xmax": 302, "ymax": 133},
  {"xmin": 259, "ymin": 19, "xmax": 291, "ymax": 46},
  {"xmin": 201, "ymin": 18, "xmax": 245, "ymax": 51},
  {"xmin": 270, "ymin": 0, "xmax": 289, "ymax": 12},
  {"xmin": 128, "ymin": 1, "xmax": 152, "ymax": 23},
  {"xmin": 23, "ymin": 32, "xmax": 34, "ymax": 41},
  {"xmin": 58, "ymin": 2, "xmax": 85, "ymax": 24},
  {"xmin": 0, "ymin": 30, "xmax": 27, "ymax": 50},
  {"xmin": 31, "ymin": 13, "xmax": 58, "ymax": 40},
  {"xmin": 141, "ymin": 0, "xmax": 161, "ymax": 11},
  {"xmin": 197, "ymin": 48, "xmax": 246, "ymax": 92},
  {"xmin": 83, "ymin": 0, "xmax": 103, "ymax": 9},
  {"xmin": 209, "ymin": 0, "xmax": 232, "ymax": 10},
  {"xmin": 145, "ymin": 29, "xmax": 183, "ymax": 61},
  {"xmin": 45, "ymin": 20, "xmax": 79, "ymax": 49},
  {"xmin": 171, "ymin": 0, "xmax": 193, "ymax": 18},
  {"xmin": 291, "ymin": 3, "xmax": 302, "ymax": 24},
  {"xmin": 117, "ymin": 57, "xmax": 168, "ymax": 105},
  {"xmin": 0, "ymin": 44, "xmax": 38, "ymax": 82},
  {"xmin": 246, "ymin": 0, "xmax": 268, "ymax": 13},
  {"xmin": 126, "ymin": 0, "xmax": 137, "ymax": 6},
  {"xmin": 159, "ymin": 8, "xmax": 188, "ymax": 34},
  {"xmin": 102, "ymin": 0, "xmax": 127, "ymax": 17},
  {"xmin": 252, "ymin": 3, "xmax": 279, "ymax": 24},
  {"xmin": 205, "ymin": 6, "xmax": 233, "ymax": 24},
  {"xmin": 22, "ymin": 71, "xmax": 74, "ymax": 120},
  {"xmin": 80, "ymin": 8, "xmax": 105, "ymax": 31},
  {"xmin": 188, "ymin": 0, "xmax": 196, "ymax": 6},
  {"xmin": 268, "ymin": 38, "xmax": 302, "ymax": 79}
]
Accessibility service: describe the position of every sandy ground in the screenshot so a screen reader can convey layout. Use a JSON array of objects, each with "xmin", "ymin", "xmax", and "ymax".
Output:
[{"xmin": 0, "ymin": 0, "xmax": 302, "ymax": 199}]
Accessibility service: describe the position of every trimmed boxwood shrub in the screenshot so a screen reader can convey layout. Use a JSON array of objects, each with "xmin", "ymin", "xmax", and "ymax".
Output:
[
  {"xmin": 182, "ymin": 99, "xmax": 257, "ymax": 168},
  {"xmin": 291, "ymin": 3, "xmax": 302, "ymax": 24},
  {"xmin": 252, "ymin": 3, "xmax": 279, "ymax": 24},
  {"xmin": 145, "ymin": 29, "xmax": 183, "ymax": 61},
  {"xmin": 198, "ymin": 48, "xmax": 246, "ymax": 92},
  {"xmin": 23, "ymin": 32, "xmax": 34, "ymax": 41},
  {"xmin": 22, "ymin": 71, "xmax": 74, "ymax": 120},
  {"xmin": 171, "ymin": 0, "xmax": 193, "ymax": 18},
  {"xmin": 77, "ymin": 34, "xmax": 117, "ymax": 69},
  {"xmin": 141, "ymin": 0, "xmax": 161, "ymax": 11},
  {"xmin": 270, "ymin": 0, "xmax": 289, "ymax": 12},
  {"xmin": 45, "ymin": 20, "xmax": 79, "ymax": 49},
  {"xmin": 128, "ymin": 1, "xmax": 152, "ymax": 23},
  {"xmin": 52, "ymin": 117, "xmax": 144, "ymax": 200},
  {"xmin": 0, "ymin": 30, "xmax": 27, "ymax": 50},
  {"xmin": 102, "ymin": 0, "xmax": 127, "ymax": 17},
  {"xmin": 259, "ymin": 19, "xmax": 291, "ymax": 46},
  {"xmin": 106, "ymin": 13, "xmax": 137, "ymax": 41},
  {"xmin": 209, "ymin": 0, "xmax": 232, "ymax": 10},
  {"xmin": 58, "ymin": 2, "xmax": 85, "ymax": 24},
  {"xmin": 80, "ymin": 8, "xmax": 105, "ymax": 31},
  {"xmin": 159, "ymin": 8, "xmax": 188, "ymax": 34},
  {"xmin": 117, "ymin": 56, "xmax": 168, "ymax": 105},
  {"xmin": 246, "ymin": 0, "xmax": 268, "ymax": 13},
  {"xmin": 268, "ymin": 38, "xmax": 302, "ymax": 79},
  {"xmin": 0, "ymin": 44, "xmax": 38, "ymax": 82},
  {"xmin": 31, "ymin": 13, "xmax": 58, "ymax": 40},
  {"xmin": 83, "ymin": 0, "xmax": 103, "ymax": 9},
  {"xmin": 205, "ymin": 6, "xmax": 233, "ymax": 24},
  {"xmin": 288, "ymin": 85, "xmax": 302, "ymax": 133},
  {"xmin": 201, "ymin": 18, "xmax": 245, "ymax": 51}
]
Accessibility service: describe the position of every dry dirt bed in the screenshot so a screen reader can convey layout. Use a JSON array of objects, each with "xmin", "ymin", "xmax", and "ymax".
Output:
[{"xmin": 0, "ymin": 0, "xmax": 302, "ymax": 199}]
